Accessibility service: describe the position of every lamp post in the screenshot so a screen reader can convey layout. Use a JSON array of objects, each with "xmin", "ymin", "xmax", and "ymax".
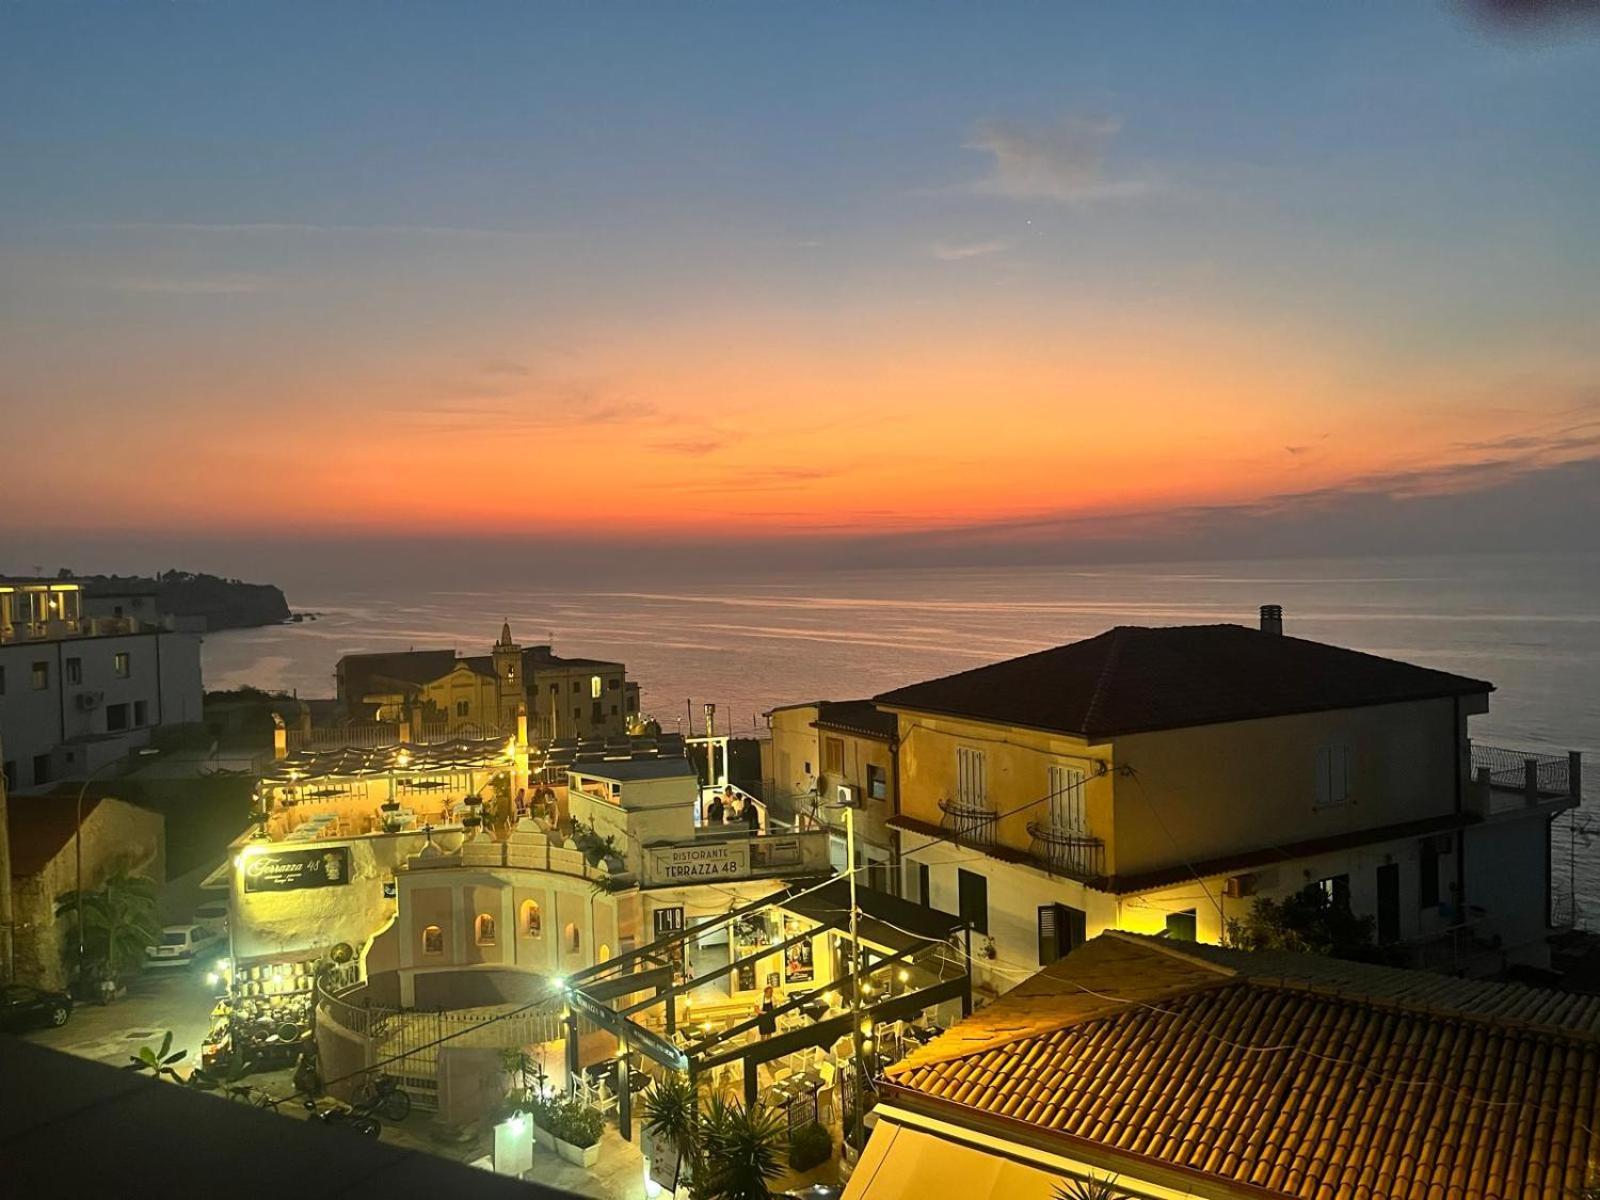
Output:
[
  {"xmin": 830, "ymin": 792, "xmax": 864, "ymax": 1151},
  {"xmin": 75, "ymin": 747, "xmax": 158, "ymax": 967}
]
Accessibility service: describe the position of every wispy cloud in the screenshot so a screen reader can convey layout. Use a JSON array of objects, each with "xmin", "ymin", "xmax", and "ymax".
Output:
[
  {"xmin": 73, "ymin": 221, "xmax": 555, "ymax": 241},
  {"xmin": 964, "ymin": 116, "xmax": 1151, "ymax": 203},
  {"xmin": 99, "ymin": 274, "xmax": 270, "ymax": 295},
  {"xmin": 931, "ymin": 239, "xmax": 1011, "ymax": 261}
]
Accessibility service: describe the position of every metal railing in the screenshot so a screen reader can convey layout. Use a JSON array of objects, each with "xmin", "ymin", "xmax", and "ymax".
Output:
[
  {"xmin": 938, "ymin": 796, "xmax": 999, "ymax": 848},
  {"xmin": 1025, "ymin": 820, "xmax": 1106, "ymax": 880},
  {"xmin": 1471, "ymin": 743, "xmax": 1573, "ymax": 797}
]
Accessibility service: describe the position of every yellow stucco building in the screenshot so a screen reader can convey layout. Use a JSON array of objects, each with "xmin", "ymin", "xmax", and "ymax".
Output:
[{"xmin": 875, "ymin": 608, "xmax": 1580, "ymax": 993}]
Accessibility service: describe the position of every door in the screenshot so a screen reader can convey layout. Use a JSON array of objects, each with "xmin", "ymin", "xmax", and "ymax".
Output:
[{"xmin": 1377, "ymin": 863, "xmax": 1400, "ymax": 945}]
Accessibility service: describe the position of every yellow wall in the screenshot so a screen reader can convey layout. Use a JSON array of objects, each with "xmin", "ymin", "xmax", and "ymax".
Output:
[
  {"xmin": 890, "ymin": 710, "xmax": 1113, "ymax": 868},
  {"xmin": 1111, "ymin": 696, "xmax": 1464, "ymax": 876},
  {"xmin": 421, "ymin": 665, "xmax": 500, "ymax": 730}
]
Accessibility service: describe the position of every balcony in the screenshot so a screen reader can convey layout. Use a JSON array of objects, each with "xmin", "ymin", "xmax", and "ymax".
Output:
[
  {"xmin": 1026, "ymin": 819, "xmax": 1106, "ymax": 882},
  {"xmin": 938, "ymin": 795, "xmax": 998, "ymax": 848},
  {"xmin": 1469, "ymin": 743, "xmax": 1582, "ymax": 816}
]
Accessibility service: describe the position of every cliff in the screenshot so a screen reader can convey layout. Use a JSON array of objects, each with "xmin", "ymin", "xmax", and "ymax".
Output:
[{"xmin": 83, "ymin": 570, "xmax": 291, "ymax": 631}]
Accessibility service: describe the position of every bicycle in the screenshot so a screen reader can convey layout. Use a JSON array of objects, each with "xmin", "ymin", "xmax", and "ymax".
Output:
[{"xmin": 349, "ymin": 1072, "xmax": 412, "ymax": 1123}]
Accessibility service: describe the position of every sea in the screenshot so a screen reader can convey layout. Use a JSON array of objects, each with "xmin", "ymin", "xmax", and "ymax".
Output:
[{"xmin": 201, "ymin": 552, "xmax": 1600, "ymax": 920}]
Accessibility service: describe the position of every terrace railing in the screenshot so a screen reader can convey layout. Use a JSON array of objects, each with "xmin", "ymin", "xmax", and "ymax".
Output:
[
  {"xmin": 938, "ymin": 796, "xmax": 999, "ymax": 848},
  {"xmin": 1025, "ymin": 820, "xmax": 1106, "ymax": 881}
]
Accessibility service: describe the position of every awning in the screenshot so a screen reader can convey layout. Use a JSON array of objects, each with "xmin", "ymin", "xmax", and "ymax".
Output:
[
  {"xmin": 844, "ymin": 1120, "xmax": 1061, "ymax": 1200},
  {"xmin": 779, "ymin": 878, "xmax": 965, "ymax": 954}
]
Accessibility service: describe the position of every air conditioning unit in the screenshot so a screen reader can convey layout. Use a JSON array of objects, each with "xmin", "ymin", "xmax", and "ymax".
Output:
[
  {"xmin": 75, "ymin": 691, "xmax": 103, "ymax": 711},
  {"xmin": 835, "ymin": 783, "xmax": 860, "ymax": 808},
  {"xmin": 1223, "ymin": 874, "xmax": 1257, "ymax": 899}
]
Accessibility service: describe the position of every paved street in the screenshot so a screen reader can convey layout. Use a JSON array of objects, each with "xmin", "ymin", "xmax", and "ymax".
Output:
[{"xmin": 21, "ymin": 961, "xmax": 218, "ymax": 1070}]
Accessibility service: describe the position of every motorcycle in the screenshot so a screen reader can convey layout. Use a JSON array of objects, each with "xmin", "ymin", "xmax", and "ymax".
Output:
[{"xmin": 303, "ymin": 1099, "xmax": 380, "ymax": 1138}]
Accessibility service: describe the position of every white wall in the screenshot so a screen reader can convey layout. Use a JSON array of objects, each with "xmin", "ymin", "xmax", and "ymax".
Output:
[{"xmin": 0, "ymin": 629, "xmax": 202, "ymax": 788}]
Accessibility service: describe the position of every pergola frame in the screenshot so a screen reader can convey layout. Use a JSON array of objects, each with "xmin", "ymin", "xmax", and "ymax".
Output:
[{"xmin": 565, "ymin": 881, "xmax": 971, "ymax": 1140}]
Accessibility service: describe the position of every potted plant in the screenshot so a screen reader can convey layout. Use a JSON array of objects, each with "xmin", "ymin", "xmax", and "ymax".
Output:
[
  {"xmin": 550, "ymin": 1097, "xmax": 604, "ymax": 1167},
  {"xmin": 788, "ymin": 1121, "xmax": 832, "ymax": 1172},
  {"xmin": 697, "ymin": 1095, "xmax": 786, "ymax": 1199},
  {"xmin": 528, "ymin": 1092, "xmax": 557, "ymax": 1151},
  {"xmin": 641, "ymin": 1073, "xmax": 699, "ymax": 1195}
]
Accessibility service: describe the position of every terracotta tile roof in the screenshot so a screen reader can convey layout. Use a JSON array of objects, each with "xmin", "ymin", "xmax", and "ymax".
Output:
[
  {"xmin": 8, "ymin": 794, "xmax": 108, "ymax": 878},
  {"xmin": 885, "ymin": 934, "xmax": 1600, "ymax": 1198},
  {"xmin": 874, "ymin": 624, "xmax": 1492, "ymax": 739},
  {"xmin": 814, "ymin": 699, "xmax": 897, "ymax": 742}
]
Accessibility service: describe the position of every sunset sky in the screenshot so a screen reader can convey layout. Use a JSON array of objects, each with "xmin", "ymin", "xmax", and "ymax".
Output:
[{"xmin": 3, "ymin": 3, "xmax": 1598, "ymax": 575}]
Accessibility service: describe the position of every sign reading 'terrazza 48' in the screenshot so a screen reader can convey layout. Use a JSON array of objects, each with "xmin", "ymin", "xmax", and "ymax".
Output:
[{"xmin": 242, "ymin": 846, "xmax": 352, "ymax": 893}]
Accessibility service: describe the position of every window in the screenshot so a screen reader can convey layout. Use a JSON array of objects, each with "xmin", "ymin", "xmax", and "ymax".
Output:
[
  {"xmin": 422, "ymin": 925, "xmax": 443, "ymax": 955},
  {"xmin": 1419, "ymin": 838, "xmax": 1442, "ymax": 909},
  {"xmin": 571, "ymin": 681, "xmax": 580, "ymax": 693},
  {"xmin": 133, "ymin": 700, "xmax": 148, "ymax": 726},
  {"xmin": 31, "ymin": 661, "xmax": 48, "ymax": 690},
  {"xmin": 549, "ymin": 683, "xmax": 558, "ymax": 694},
  {"xmin": 31, "ymin": 754, "xmax": 51, "ymax": 785},
  {"xmin": 105, "ymin": 703, "xmax": 129, "ymax": 732},
  {"xmin": 2, "ymin": 761, "xmax": 13, "ymax": 791},
  {"xmin": 475, "ymin": 914, "xmax": 497, "ymax": 946},
  {"xmin": 65, "ymin": 657, "xmax": 82, "ymax": 685},
  {"xmin": 591, "ymin": 702, "xmax": 603, "ymax": 723},
  {"xmin": 866, "ymin": 763, "xmax": 887, "ymax": 801},
  {"xmin": 1037, "ymin": 903, "xmax": 1086, "ymax": 965},
  {"xmin": 1165, "ymin": 910, "xmax": 1198, "ymax": 942},
  {"xmin": 0, "ymin": 665, "xmax": 5, "ymax": 695},
  {"xmin": 823, "ymin": 737, "xmax": 845, "ymax": 776},
  {"xmin": 1316, "ymin": 874, "xmax": 1352, "ymax": 910},
  {"xmin": 916, "ymin": 862, "xmax": 931, "ymax": 908},
  {"xmin": 1047, "ymin": 765, "xmax": 1087, "ymax": 831},
  {"xmin": 590, "ymin": 676, "xmax": 602, "ymax": 699},
  {"xmin": 113, "ymin": 652, "xmax": 131, "ymax": 679},
  {"xmin": 565, "ymin": 922, "xmax": 581, "ymax": 953},
  {"xmin": 455, "ymin": 699, "xmax": 470, "ymax": 717},
  {"xmin": 956, "ymin": 747, "xmax": 987, "ymax": 806},
  {"xmin": 610, "ymin": 704, "xmax": 619, "ymax": 716},
  {"xmin": 573, "ymin": 707, "xmax": 581, "ymax": 720},
  {"xmin": 957, "ymin": 868, "xmax": 988, "ymax": 935},
  {"xmin": 1314, "ymin": 745, "xmax": 1351, "ymax": 807},
  {"xmin": 520, "ymin": 899, "xmax": 542, "ymax": 937},
  {"xmin": 608, "ymin": 677, "xmax": 620, "ymax": 691}
]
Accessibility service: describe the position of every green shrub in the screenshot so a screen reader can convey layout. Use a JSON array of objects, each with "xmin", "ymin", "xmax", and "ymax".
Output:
[
  {"xmin": 549, "ymin": 1098, "xmax": 604, "ymax": 1148},
  {"xmin": 789, "ymin": 1121, "xmax": 832, "ymax": 1171}
]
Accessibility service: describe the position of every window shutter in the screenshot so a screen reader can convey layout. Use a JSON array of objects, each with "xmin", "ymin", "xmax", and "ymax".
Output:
[{"xmin": 1038, "ymin": 905, "xmax": 1058, "ymax": 965}]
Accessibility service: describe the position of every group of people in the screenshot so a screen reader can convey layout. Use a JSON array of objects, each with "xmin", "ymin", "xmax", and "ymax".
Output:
[{"xmin": 704, "ymin": 785, "xmax": 762, "ymax": 832}]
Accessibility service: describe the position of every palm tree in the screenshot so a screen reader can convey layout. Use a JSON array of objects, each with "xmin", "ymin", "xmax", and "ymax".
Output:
[
  {"xmin": 640, "ymin": 1073, "xmax": 700, "ymax": 1195},
  {"xmin": 696, "ymin": 1095, "xmax": 786, "ymax": 1200},
  {"xmin": 56, "ymin": 868, "xmax": 162, "ymax": 982},
  {"xmin": 1054, "ymin": 1173, "xmax": 1132, "ymax": 1200}
]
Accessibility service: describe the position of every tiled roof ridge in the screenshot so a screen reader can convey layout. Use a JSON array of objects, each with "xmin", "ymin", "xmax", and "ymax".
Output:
[
  {"xmin": 1247, "ymin": 971, "xmax": 1600, "ymax": 1047},
  {"xmin": 888, "ymin": 972, "xmax": 1245, "ymax": 1074},
  {"xmin": 1108, "ymin": 931, "xmax": 1600, "ymax": 1044},
  {"xmin": 1079, "ymin": 626, "xmax": 1129, "ymax": 735}
]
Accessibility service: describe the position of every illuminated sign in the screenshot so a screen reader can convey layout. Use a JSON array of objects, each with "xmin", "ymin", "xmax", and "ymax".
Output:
[{"xmin": 242, "ymin": 847, "xmax": 352, "ymax": 893}]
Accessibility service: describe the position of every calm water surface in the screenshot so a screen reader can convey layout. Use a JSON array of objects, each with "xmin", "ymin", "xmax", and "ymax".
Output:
[{"xmin": 203, "ymin": 552, "xmax": 1600, "ymax": 917}]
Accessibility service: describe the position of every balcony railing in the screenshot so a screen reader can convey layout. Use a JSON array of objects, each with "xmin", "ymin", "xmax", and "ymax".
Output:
[
  {"xmin": 938, "ymin": 796, "xmax": 999, "ymax": 848},
  {"xmin": 1026, "ymin": 820, "xmax": 1106, "ymax": 881},
  {"xmin": 1469, "ymin": 743, "xmax": 1581, "ymax": 814}
]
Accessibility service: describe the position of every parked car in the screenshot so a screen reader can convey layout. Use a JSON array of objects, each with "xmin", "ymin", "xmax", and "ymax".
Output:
[
  {"xmin": 145, "ymin": 923, "xmax": 221, "ymax": 967},
  {"xmin": 192, "ymin": 903, "xmax": 229, "ymax": 936},
  {"xmin": 0, "ymin": 983, "xmax": 73, "ymax": 1031}
]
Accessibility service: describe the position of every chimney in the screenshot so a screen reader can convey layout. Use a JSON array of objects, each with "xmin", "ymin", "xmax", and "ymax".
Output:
[{"xmin": 1259, "ymin": 604, "xmax": 1283, "ymax": 636}]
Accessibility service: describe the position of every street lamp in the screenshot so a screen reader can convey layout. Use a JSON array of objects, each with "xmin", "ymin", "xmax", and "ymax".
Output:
[
  {"xmin": 828, "ymin": 791, "xmax": 864, "ymax": 1151},
  {"xmin": 75, "ymin": 748, "xmax": 159, "ymax": 967}
]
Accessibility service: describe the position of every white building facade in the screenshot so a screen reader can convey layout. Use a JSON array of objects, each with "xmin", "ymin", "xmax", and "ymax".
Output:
[{"xmin": 0, "ymin": 578, "xmax": 204, "ymax": 790}]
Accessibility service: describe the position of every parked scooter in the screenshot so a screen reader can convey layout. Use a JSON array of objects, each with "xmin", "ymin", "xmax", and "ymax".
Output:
[{"xmin": 303, "ymin": 1098, "xmax": 380, "ymax": 1138}]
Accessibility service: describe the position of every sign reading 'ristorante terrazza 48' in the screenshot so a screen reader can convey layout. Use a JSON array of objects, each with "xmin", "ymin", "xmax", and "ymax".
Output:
[{"xmin": 242, "ymin": 846, "xmax": 352, "ymax": 893}]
